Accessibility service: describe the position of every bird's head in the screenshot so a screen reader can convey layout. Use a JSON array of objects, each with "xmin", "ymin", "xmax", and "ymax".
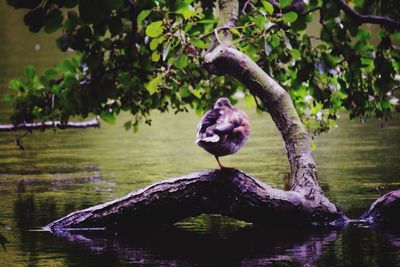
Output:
[{"xmin": 214, "ymin": 97, "xmax": 232, "ymax": 109}]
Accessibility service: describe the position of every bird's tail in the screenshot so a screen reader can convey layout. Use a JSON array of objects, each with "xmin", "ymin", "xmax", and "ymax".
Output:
[{"xmin": 195, "ymin": 134, "xmax": 220, "ymax": 144}]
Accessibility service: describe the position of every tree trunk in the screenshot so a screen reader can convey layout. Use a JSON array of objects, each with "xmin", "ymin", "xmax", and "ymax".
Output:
[{"xmin": 204, "ymin": 0, "xmax": 338, "ymax": 213}]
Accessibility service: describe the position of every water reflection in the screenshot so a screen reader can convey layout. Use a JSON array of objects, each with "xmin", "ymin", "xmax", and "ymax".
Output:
[
  {"xmin": 1, "ymin": 1, "xmax": 400, "ymax": 265},
  {"xmin": 16, "ymin": 221, "xmax": 395, "ymax": 267},
  {"xmin": 47, "ymin": 221, "xmax": 339, "ymax": 266}
]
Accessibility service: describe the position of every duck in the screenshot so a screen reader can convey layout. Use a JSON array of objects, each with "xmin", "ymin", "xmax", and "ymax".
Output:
[{"xmin": 195, "ymin": 97, "xmax": 251, "ymax": 169}]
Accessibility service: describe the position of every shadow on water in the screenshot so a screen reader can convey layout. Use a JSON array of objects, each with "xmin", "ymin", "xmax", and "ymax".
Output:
[
  {"xmin": 16, "ymin": 220, "xmax": 398, "ymax": 267},
  {"xmin": 40, "ymin": 224, "xmax": 340, "ymax": 266},
  {"xmin": 8, "ymin": 221, "xmax": 397, "ymax": 267}
]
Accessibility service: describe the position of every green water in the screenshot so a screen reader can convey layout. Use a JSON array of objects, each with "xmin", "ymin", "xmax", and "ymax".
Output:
[{"xmin": 1, "ymin": 3, "xmax": 400, "ymax": 266}]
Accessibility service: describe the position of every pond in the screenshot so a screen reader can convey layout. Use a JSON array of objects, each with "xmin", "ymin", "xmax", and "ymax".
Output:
[{"xmin": 1, "ymin": 3, "xmax": 400, "ymax": 266}]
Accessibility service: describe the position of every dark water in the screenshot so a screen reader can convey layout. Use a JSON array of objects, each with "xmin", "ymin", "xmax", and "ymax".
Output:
[{"xmin": 1, "ymin": 2, "xmax": 400, "ymax": 266}]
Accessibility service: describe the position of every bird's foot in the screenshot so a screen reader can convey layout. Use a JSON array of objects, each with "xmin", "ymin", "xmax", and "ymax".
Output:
[{"xmin": 215, "ymin": 156, "xmax": 236, "ymax": 170}]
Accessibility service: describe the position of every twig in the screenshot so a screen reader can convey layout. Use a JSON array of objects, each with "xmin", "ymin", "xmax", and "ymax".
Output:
[
  {"xmin": 15, "ymin": 131, "xmax": 30, "ymax": 150},
  {"xmin": 199, "ymin": 26, "xmax": 244, "ymax": 40},
  {"xmin": 332, "ymin": 0, "xmax": 400, "ymax": 29},
  {"xmin": 301, "ymin": 6, "xmax": 321, "ymax": 16},
  {"xmin": 241, "ymin": 0, "xmax": 251, "ymax": 14},
  {"xmin": 214, "ymin": 28, "xmax": 222, "ymax": 44}
]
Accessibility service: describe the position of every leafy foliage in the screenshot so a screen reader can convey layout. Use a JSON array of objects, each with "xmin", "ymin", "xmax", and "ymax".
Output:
[{"xmin": 5, "ymin": 0, "xmax": 400, "ymax": 135}]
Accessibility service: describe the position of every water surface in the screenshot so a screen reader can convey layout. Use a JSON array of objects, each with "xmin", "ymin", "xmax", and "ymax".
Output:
[{"xmin": 1, "ymin": 2, "xmax": 400, "ymax": 266}]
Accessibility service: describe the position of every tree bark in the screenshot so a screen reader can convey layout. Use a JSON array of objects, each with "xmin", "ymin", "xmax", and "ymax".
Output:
[
  {"xmin": 361, "ymin": 189, "xmax": 400, "ymax": 226},
  {"xmin": 332, "ymin": 0, "xmax": 400, "ymax": 29},
  {"xmin": 0, "ymin": 118, "xmax": 100, "ymax": 132},
  {"xmin": 204, "ymin": 0, "xmax": 339, "ymax": 213},
  {"xmin": 45, "ymin": 170, "xmax": 347, "ymax": 234}
]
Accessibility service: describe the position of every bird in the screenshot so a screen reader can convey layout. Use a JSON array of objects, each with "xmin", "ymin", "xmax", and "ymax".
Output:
[{"xmin": 195, "ymin": 97, "xmax": 250, "ymax": 169}]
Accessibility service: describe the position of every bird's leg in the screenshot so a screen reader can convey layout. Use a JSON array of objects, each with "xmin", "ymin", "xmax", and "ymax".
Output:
[{"xmin": 215, "ymin": 156, "xmax": 234, "ymax": 169}]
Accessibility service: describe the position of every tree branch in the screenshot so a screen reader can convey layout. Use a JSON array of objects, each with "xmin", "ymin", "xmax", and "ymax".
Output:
[
  {"xmin": 361, "ymin": 189, "xmax": 400, "ymax": 226},
  {"xmin": 0, "ymin": 118, "xmax": 100, "ymax": 132},
  {"xmin": 45, "ymin": 170, "xmax": 347, "ymax": 234},
  {"xmin": 332, "ymin": 0, "xmax": 400, "ymax": 29},
  {"xmin": 204, "ymin": 1, "xmax": 336, "ymax": 214}
]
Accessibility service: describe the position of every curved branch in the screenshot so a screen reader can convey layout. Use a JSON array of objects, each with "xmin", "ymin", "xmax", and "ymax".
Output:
[
  {"xmin": 361, "ymin": 189, "xmax": 400, "ymax": 226},
  {"xmin": 0, "ymin": 118, "xmax": 100, "ymax": 132},
  {"xmin": 204, "ymin": 46, "xmax": 326, "ymax": 202},
  {"xmin": 45, "ymin": 170, "xmax": 347, "ymax": 234},
  {"xmin": 332, "ymin": 0, "xmax": 400, "ymax": 29},
  {"xmin": 204, "ymin": 0, "xmax": 339, "ymax": 214}
]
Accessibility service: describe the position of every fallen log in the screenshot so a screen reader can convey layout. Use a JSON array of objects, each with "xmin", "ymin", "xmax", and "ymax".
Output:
[{"xmin": 45, "ymin": 169, "xmax": 348, "ymax": 234}]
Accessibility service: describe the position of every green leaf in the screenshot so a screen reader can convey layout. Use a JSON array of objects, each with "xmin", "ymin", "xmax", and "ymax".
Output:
[
  {"xmin": 79, "ymin": 0, "xmax": 111, "ymax": 23},
  {"xmin": 230, "ymin": 27, "xmax": 240, "ymax": 36},
  {"xmin": 145, "ymin": 20, "xmax": 163, "ymax": 38},
  {"xmin": 390, "ymin": 32, "xmax": 400, "ymax": 42},
  {"xmin": 176, "ymin": 55, "xmax": 188, "ymax": 69},
  {"xmin": 190, "ymin": 39, "xmax": 207, "ymax": 49},
  {"xmin": 280, "ymin": 0, "xmax": 293, "ymax": 8},
  {"xmin": 4, "ymin": 94, "xmax": 15, "ymax": 102},
  {"xmin": 64, "ymin": 11, "xmax": 79, "ymax": 31},
  {"xmin": 176, "ymin": 1, "xmax": 197, "ymax": 19},
  {"xmin": 100, "ymin": 111, "xmax": 116, "ymax": 124},
  {"xmin": 44, "ymin": 69, "xmax": 57, "ymax": 80},
  {"xmin": 254, "ymin": 15, "xmax": 267, "ymax": 29},
  {"xmin": 24, "ymin": 8, "xmax": 44, "ymax": 32},
  {"xmin": 39, "ymin": 74, "xmax": 48, "ymax": 86},
  {"xmin": 356, "ymin": 29, "xmax": 371, "ymax": 41},
  {"xmin": 290, "ymin": 49, "xmax": 301, "ymax": 60},
  {"xmin": 9, "ymin": 79, "xmax": 20, "ymax": 90},
  {"xmin": 184, "ymin": 23, "xmax": 193, "ymax": 32},
  {"xmin": 269, "ymin": 35, "xmax": 280, "ymax": 48},
  {"xmin": 123, "ymin": 120, "xmax": 132, "ymax": 130},
  {"xmin": 150, "ymin": 38, "xmax": 159, "ymax": 50},
  {"xmin": 151, "ymin": 51, "xmax": 160, "ymax": 62},
  {"xmin": 44, "ymin": 9, "xmax": 63, "ymax": 33},
  {"xmin": 179, "ymin": 86, "xmax": 191, "ymax": 98},
  {"xmin": 245, "ymin": 94, "xmax": 255, "ymax": 108},
  {"xmin": 137, "ymin": 10, "xmax": 151, "ymax": 25},
  {"xmin": 261, "ymin": 0, "xmax": 274, "ymax": 15},
  {"xmin": 283, "ymin": 11, "xmax": 298, "ymax": 23},
  {"xmin": 7, "ymin": 0, "xmax": 41, "ymax": 9},
  {"xmin": 197, "ymin": 19, "xmax": 216, "ymax": 24},
  {"xmin": 64, "ymin": 73, "xmax": 78, "ymax": 89},
  {"xmin": 24, "ymin": 66, "xmax": 35, "ymax": 80},
  {"xmin": 146, "ymin": 75, "xmax": 162, "ymax": 95}
]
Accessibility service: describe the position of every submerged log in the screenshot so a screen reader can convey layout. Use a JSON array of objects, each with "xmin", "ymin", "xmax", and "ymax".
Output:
[{"xmin": 45, "ymin": 169, "xmax": 348, "ymax": 234}]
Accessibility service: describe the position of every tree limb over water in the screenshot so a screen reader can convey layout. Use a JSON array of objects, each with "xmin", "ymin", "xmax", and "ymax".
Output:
[
  {"xmin": 0, "ymin": 118, "xmax": 100, "ymax": 132},
  {"xmin": 45, "ymin": 169, "xmax": 347, "ymax": 234}
]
